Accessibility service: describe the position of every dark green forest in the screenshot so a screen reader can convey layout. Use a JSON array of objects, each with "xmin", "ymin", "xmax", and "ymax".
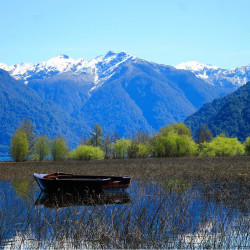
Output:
[{"xmin": 185, "ymin": 82, "xmax": 250, "ymax": 142}]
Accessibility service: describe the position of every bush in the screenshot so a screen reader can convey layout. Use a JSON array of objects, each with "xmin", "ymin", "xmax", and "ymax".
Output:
[
  {"xmin": 200, "ymin": 136, "xmax": 244, "ymax": 157},
  {"xmin": 244, "ymin": 137, "xmax": 250, "ymax": 155},
  {"xmin": 153, "ymin": 131, "xmax": 197, "ymax": 157},
  {"xmin": 71, "ymin": 145, "xmax": 104, "ymax": 160}
]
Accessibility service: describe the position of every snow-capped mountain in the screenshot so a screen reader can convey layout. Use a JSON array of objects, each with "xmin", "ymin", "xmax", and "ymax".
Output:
[
  {"xmin": 1, "ymin": 51, "xmax": 135, "ymax": 85},
  {"xmin": 0, "ymin": 54, "xmax": 233, "ymax": 155},
  {"xmin": 175, "ymin": 61, "xmax": 250, "ymax": 88},
  {"xmin": 1, "ymin": 54, "xmax": 249, "ymax": 90}
]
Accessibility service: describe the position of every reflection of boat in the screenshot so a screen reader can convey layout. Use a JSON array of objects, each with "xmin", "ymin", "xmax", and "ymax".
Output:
[
  {"xmin": 33, "ymin": 172, "xmax": 131, "ymax": 192},
  {"xmin": 35, "ymin": 191, "xmax": 131, "ymax": 208}
]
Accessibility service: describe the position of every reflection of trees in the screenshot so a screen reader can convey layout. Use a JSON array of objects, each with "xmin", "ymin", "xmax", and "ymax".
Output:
[
  {"xmin": 161, "ymin": 178, "xmax": 192, "ymax": 193},
  {"xmin": 11, "ymin": 180, "xmax": 34, "ymax": 200}
]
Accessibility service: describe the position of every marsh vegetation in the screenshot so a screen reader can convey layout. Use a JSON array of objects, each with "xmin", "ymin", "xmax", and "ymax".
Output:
[{"xmin": 0, "ymin": 157, "xmax": 249, "ymax": 248}]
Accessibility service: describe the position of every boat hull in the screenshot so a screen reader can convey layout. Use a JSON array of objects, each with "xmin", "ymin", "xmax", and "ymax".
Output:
[{"xmin": 33, "ymin": 173, "xmax": 131, "ymax": 193}]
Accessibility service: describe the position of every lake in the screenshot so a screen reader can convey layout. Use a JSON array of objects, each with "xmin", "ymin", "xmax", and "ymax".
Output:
[
  {"xmin": 0, "ymin": 156, "xmax": 12, "ymax": 161},
  {"xmin": 0, "ymin": 178, "xmax": 249, "ymax": 248}
]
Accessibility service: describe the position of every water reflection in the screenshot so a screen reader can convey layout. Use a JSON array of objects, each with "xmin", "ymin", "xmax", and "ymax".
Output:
[
  {"xmin": 0, "ymin": 178, "xmax": 248, "ymax": 248},
  {"xmin": 35, "ymin": 191, "xmax": 131, "ymax": 208}
]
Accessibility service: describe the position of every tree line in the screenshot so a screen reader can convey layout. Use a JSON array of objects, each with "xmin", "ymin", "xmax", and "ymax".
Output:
[{"xmin": 9, "ymin": 119, "xmax": 250, "ymax": 162}]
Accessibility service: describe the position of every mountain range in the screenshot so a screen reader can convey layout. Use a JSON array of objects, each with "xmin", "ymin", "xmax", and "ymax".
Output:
[{"xmin": 0, "ymin": 51, "xmax": 248, "ymax": 155}]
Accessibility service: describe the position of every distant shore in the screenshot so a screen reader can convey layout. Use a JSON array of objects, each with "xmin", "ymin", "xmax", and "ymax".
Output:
[{"xmin": 0, "ymin": 156, "xmax": 249, "ymax": 182}]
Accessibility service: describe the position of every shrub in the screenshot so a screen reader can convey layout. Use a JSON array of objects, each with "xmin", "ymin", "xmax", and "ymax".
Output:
[
  {"xmin": 153, "ymin": 131, "xmax": 197, "ymax": 157},
  {"xmin": 200, "ymin": 136, "xmax": 244, "ymax": 157},
  {"xmin": 71, "ymin": 145, "xmax": 104, "ymax": 160}
]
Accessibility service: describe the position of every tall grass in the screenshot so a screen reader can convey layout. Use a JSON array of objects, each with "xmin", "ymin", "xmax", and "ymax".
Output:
[{"xmin": 0, "ymin": 175, "xmax": 249, "ymax": 249}]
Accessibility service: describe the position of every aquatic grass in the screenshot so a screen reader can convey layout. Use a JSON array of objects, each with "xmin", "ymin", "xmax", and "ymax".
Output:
[{"xmin": 0, "ymin": 156, "xmax": 249, "ymax": 249}]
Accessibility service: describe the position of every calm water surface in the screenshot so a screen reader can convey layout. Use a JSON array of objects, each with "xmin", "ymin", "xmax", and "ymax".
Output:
[
  {"xmin": 0, "ymin": 156, "xmax": 12, "ymax": 161},
  {"xmin": 0, "ymin": 178, "xmax": 249, "ymax": 248}
]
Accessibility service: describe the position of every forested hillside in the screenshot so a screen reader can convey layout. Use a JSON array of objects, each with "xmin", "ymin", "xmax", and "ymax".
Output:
[
  {"xmin": 185, "ymin": 82, "xmax": 250, "ymax": 141},
  {"xmin": 0, "ymin": 70, "xmax": 87, "ymax": 155}
]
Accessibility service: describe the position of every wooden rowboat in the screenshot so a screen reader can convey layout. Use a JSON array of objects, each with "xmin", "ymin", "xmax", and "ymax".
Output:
[{"xmin": 33, "ymin": 172, "xmax": 131, "ymax": 192}]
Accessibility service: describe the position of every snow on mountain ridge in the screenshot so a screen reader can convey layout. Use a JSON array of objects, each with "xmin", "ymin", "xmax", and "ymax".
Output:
[
  {"xmin": 1, "ymin": 55, "xmax": 249, "ymax": 89},
  {"xmin": 175, "ymin": 61, "xmax": 219, "ymax": 71},
  {"xmin": 175, "ymin": 61, "xmax": 250, "ymax": 88},
  {"xmin": 0, "ymin": 51, "xmax": 134, "ymax": 84}
]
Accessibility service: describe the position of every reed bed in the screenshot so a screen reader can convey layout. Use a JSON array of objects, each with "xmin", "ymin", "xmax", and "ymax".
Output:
[
  {"xmin": 0, "ymin": 156, "xmax": 249, "ymax": 182},
  {"xmin": 0, "ymin": 156, "xmax": 249, "ymax": 249}
]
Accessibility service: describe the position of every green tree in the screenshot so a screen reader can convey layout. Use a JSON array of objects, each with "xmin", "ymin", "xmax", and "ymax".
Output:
[
  {"xmin": 200, "ymin": 136, "xmax": 244, "ymax": 157},
  {"xmin": 172, "ymin": 122, "xmax": 192, "ymax": 136},
  {"xmin": 196, "ymin": 125, "xmax": 213, "ymax": 144},
  {"xmin": 71, "ymin": 145, "xmax": 104, "ymax": 160},
  {"xmin": 138, "ymin": 142, "xmax": 151, "ymax": 158},
  {"xmin": 133, "ymin": 129, "xmax": 150, "ymax": 143},
  {"xmin": 175, "ymin": 134, "xmax": 197, "ymax": 157},
  {"xmin": 102, "ymin": 131, "xmax": 112, "ymax": 159},
  {"xmin": 159, "ymin": 125, "xmax": 175, "ymax": 137},
  {"xmin": 153, "ymin": 131, "xmax": 197, "ymax": 157},
  {"xmin": 127, "ymin": 141, "xmax": 139, "ymax": 158},
  {"xmin": 159, "ymin": 123, "xmax": 192, "ymax": 137},
  {"xmin": 19, "ymin": 118, "xmax": 36, "ymax": 157},
  {"xmin": 244, "ymin": 137, "xmax": 250, "ymax": 155},
  {"xmin": 112, "ymin": 138, "xmax": 131, "ymax": 158},
  {"xmin": 89, "ymin": 122, "xmax": 103, "ymax": 147},
  {"xmin": 34, "ymin": 135, "xmax": 50, "ymax": 161},
  {"xmin": 10, "ymin": 129, "xmax": 29, "ymax": 162},
  {"xmin": 51, "ymin": 136, "xmax": 69, "ymax": 161}
]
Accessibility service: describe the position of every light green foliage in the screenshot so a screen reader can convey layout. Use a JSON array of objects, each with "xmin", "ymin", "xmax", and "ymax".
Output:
[
  {"xmin": 159, "ymin": 125, "xmax": 175, "ymax": 137},
  {"xmin": 159, "ymin": 123, "xmax": 192, "ymax": 137},
  {"xmin": 10, "ymin": 129, "xmax": 29, "ymax": 162},
  {"xmin": 138, "ymin": 142, "xmax": 151, "ymax": 158},
  {"xmin": 51, "ymin": 136, "xmax": 69, "ymax": 161},
  {"xmin": 112, "ymin": 138, "xmax": 131, "ymax": 158},
  {"xmin": 33, "ymin": 135, "xmax": 50, "ymax": 161},
  {"xmin": 172, "ymin": 122, "xmax": 192, "ymax": 136},
  {"xmin": 200, "ymin": 136, "xmax": 244, "ymax": 157},
  {"xmin": 175, "ymin": 134, "xmax": 197, "ymax": 157},
  {"xmin": 88, "ymin": 122, "xmax": 103, "ymax": 147},
  {"xmin": 244, "ymin": 137, "xmax": 250, "ymax": 155},
  {"xmin": 128, "ymin": 141, "xmax": 151, "ymax": 158},
  {"xmin": 153, "ymin": 131, "xmax": 197, "ymax": 157},
  {"xmin": 71, "ymin": 145, "xmax": 104, "ymax": 160}
]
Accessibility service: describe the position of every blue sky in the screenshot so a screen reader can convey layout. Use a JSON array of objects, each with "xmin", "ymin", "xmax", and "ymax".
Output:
[{"xmin": 1, "ymin": 0, "xmax": 249, "ymax": 68}]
